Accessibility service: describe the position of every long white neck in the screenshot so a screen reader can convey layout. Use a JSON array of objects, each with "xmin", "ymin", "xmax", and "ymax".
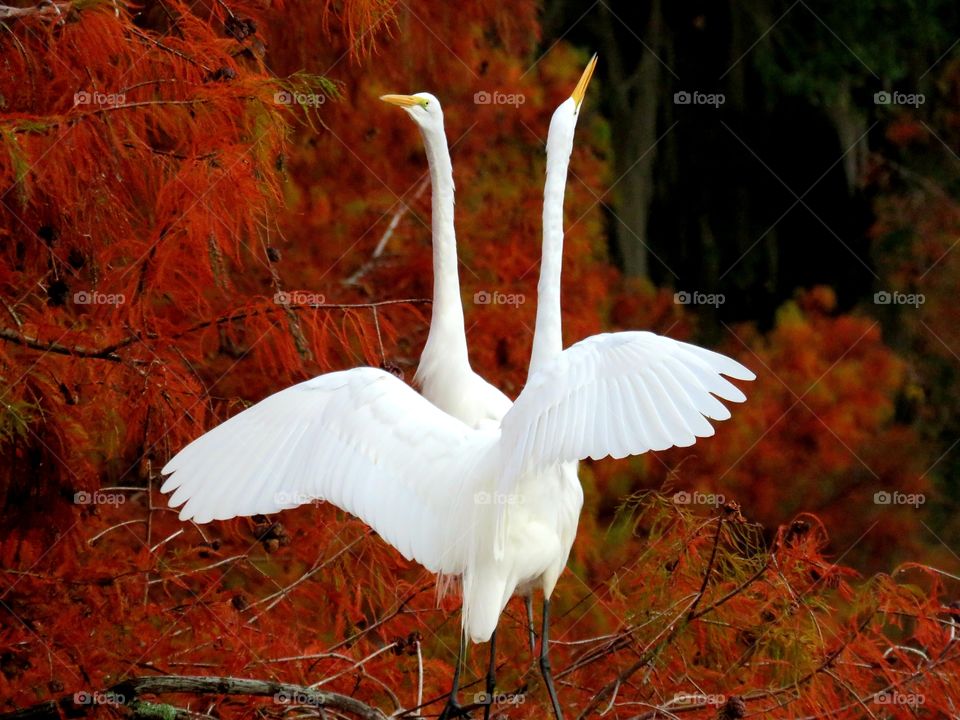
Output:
[
  {"xmin": 528, "ymin": 117, "xmax": 575, "ymax": 379},
  {"xmin": 417, "ymin": 123, "xmax": 470, "ymax": 378}
]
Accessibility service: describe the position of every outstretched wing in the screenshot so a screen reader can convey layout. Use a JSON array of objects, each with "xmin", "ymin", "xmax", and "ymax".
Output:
[
  {"xmin": 161, "ymin": 368, "xmax": 490, "ymax": 575},
  {"xmin": 498, "ymin": 331, "xmax": 755, "ymax": 488}
]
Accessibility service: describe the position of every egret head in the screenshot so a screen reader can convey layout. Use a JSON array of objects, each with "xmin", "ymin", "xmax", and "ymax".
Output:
[
  {"xmin": 380, "ymin": 92, "xmax": 444, "ymax": 133},
  {"xmin": 547, "ymin": 54, "xmax": 597, "ymax": 155}
]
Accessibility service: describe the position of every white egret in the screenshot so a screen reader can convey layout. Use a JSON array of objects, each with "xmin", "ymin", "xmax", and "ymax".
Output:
[
  {"xmin": 160, "ymin": 57, "xmax": 755, "ymax": 719},
  {"xmin": 379, "ymin": 91, "xmax": 540, "ymax": 699},
  {"xmin": 379, "ymin": 91, "xmax": 523, "ymax": 717},
  {"xmin": 379, "ymin": 92, "xmax": 511, "ymax": 430}
]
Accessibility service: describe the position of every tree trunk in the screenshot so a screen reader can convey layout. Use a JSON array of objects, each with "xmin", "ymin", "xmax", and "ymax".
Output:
[
  {"xmin": 601, "ymin": 0, "xmax": 664, "ymax": 279},
  {"xmin": 825, "ymin": 78, "xmax": 869, "ymax": 194}
]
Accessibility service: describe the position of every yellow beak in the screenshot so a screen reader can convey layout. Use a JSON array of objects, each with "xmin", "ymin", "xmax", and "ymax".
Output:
[
  {"xmin": 571, "ymin": 54, "xmax": 598, "ymax": 109},
  {"xmin": 380, "ymin": 94, "xmax": 428, "ymax": 108}
]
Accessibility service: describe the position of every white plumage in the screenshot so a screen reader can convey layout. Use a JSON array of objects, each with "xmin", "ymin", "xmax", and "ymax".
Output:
[
  {"xmin": 380, "ymin": 92, "xmax": 511, "ymax": 430},
  {"xmin": 161, "ymin": 56, "xmax": 755, "ymax": 718},
  {"xmin": 162, "ymin": 368, "xmax": 490, "ymax": 574},
  {"xmin": 500, "ymin": 331, "xmax": 754, "ymax": 484},
  {"xmin": 161, "ymin": 338, "xmax": 750, "ymax": 642}
]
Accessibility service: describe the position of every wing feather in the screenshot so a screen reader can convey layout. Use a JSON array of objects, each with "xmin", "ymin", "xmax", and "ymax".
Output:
[
  {"xmin": 651, "ymin": 363, "xmax": 716, "ymax": 438},
  {"xmin": 614, "ymin": 375, "xmax": 640, "ymax": 457},
  {"xmin": 161, "ymin": 368, "xmax": 493, "ymax": 574},
  {"xmin": 499, "ymin": 331, "xmax": 754, "ymax": 486}
]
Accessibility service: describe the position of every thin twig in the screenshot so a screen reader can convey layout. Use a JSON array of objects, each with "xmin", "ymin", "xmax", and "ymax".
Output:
[{"xmin": 0, "ymin": 299, "xmax": 430, "ymax": 361}]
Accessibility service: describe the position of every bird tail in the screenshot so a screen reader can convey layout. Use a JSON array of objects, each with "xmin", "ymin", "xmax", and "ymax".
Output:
[
  {"xmin": 435, "ymin": 573, "xmax": 461, "ymax": 605},
  {"xmin": 494, "ymin": 507, "xmax": 508, "ymax": 560}
]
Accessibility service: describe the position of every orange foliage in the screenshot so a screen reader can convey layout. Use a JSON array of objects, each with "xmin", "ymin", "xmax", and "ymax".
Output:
[
  {"xmin": 0, "ymin": 1, "xmax": 957, "ymax": 718},
  {"xmin": 587, "ymin": 284, "xmax": 931, "ymax": 570}
]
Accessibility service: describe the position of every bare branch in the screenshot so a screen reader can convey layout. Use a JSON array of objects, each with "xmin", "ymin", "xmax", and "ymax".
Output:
[
  {"xmin": 0, "ymin": 675, "xmax": 387, "ymax": 720},
  {"xmin": 0, "ymin": 1, "xmax": 68, "ymax": 21},
  {"xmin": 0, "ymin": 299, "xmax": 430, "ymax": 361}
]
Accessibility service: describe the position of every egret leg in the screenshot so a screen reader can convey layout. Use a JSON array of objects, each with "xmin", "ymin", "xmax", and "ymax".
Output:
[
  {"xmin": 483, "ymin": 629, "xmax": 496, "ymax": 720},
  {"xmin": 439, "ymin": 630, "xmax": 470, "ymax": 720},
  {"xmin": 525, "ymin": 595, "xmax": 536, "ymax": 656},
  {"xmin": 539, "ymin": 598, "xmax": 563, "ymax": 720}
]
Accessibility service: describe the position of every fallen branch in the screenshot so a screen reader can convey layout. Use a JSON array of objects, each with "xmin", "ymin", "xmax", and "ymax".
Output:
[
  {"xmin": 0, "ymin": 1, "xmax": 68, "ymax": 21},
  {"xmin": 0, "ymin": 674, "xmax": 387, "ymax": 720}
]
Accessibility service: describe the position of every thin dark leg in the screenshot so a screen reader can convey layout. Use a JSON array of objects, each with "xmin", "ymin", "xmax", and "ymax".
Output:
[
  {"xmin": 539, "ymin": 598, "xmax": 563, "ymax": 720},
  {"xmin": 439, "ymin": 630, "xmax": 470, "ymax": 720},
  {"xmin": 525, "ymin": 595, "xmax": 536, "ymax": 656},
  {"xmin": 483, "ymin": 629, "xmax": 496, "ymax": 720}
]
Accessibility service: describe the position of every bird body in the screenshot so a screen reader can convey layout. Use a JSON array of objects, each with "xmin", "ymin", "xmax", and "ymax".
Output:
[
  {"xmin": 376, "ymin": 92, "xmax": 582, "ymax": 647},
  {"xmin": 162, "ymin": 330, "xmax": 751, "ymax": 641},
  {"xmin": 162, "ymin": 59, "xmax": 756, "ymax": 716}
]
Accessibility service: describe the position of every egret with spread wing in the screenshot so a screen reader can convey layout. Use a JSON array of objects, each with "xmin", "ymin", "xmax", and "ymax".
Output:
[
  {"xmin": 485, "ymin": 54, "xmax": 754, "ymax": 717},
  {"xmin": 161, "ymin": 57, "xmax": 754, "ymax": 720},
  {"xmin": 379, "ymin": 91, "xmax": 542, "ymax": 683}
]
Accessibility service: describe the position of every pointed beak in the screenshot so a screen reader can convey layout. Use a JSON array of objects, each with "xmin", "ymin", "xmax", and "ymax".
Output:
[
  {"xmin": 571, "ymin": 54, "xmax": 598, "ymax": 110},
  {"xmin": 380, "ymin": 94, "xmax": 428, "ymax": 108}
]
